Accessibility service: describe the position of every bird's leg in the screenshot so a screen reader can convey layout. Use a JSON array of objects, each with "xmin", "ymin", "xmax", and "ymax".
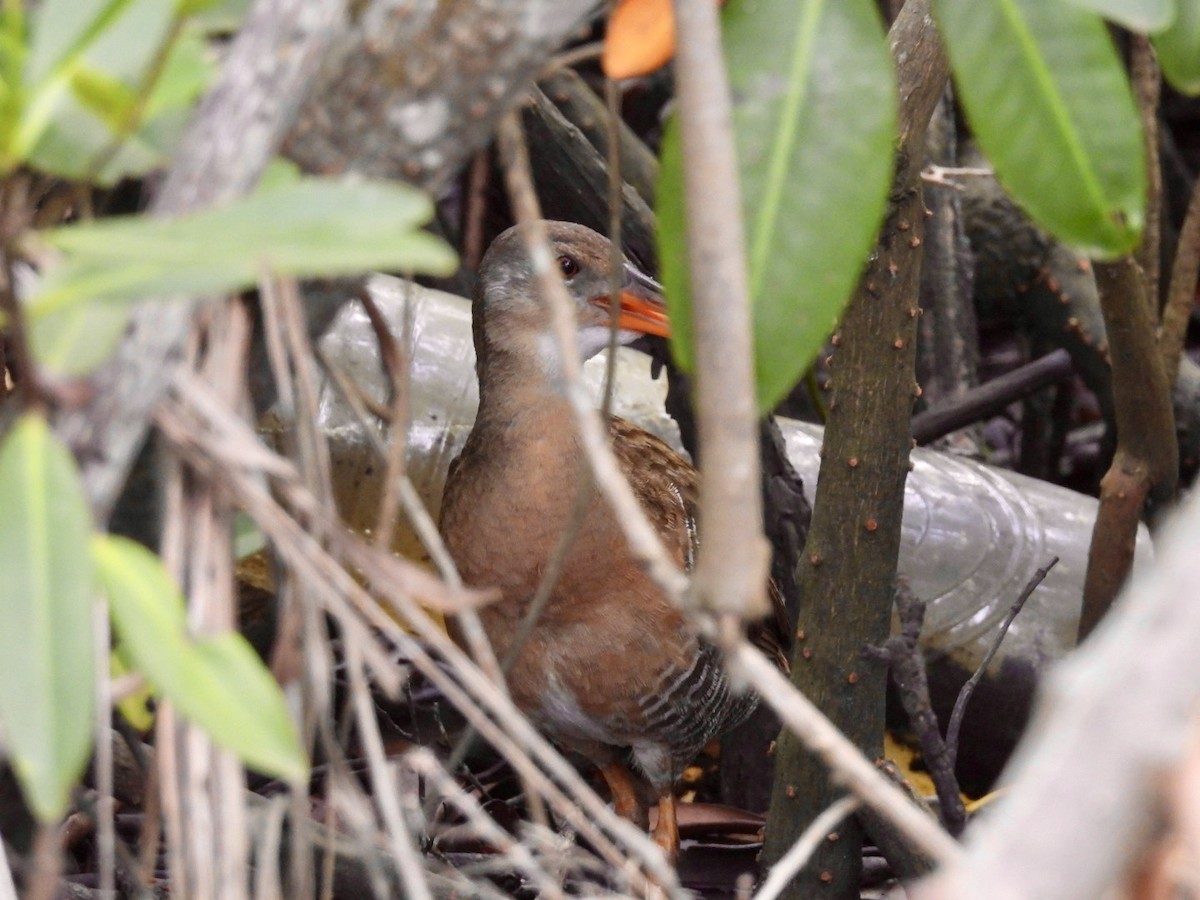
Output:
[
  {"xmin": 599, "ymin": 763, "xmax": 648, "ymax": 829},
  {"xmin": 651, "ymin": 792, "xmax": 680, "ymax": 864}
]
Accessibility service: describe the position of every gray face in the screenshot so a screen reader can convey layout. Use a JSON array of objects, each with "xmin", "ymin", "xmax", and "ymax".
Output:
[{"xmin": 474, "ymin": 221, "xmax": 664, "ymax": 371}]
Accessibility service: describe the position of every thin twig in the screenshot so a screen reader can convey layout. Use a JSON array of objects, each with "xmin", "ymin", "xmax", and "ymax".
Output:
[
  {"xmin": 1161, "ymin": 173, "xmax": 1200, "ymax": 387},
  {"xmin": 864, "ymin": 586, "xmax": 966, "ymax": 835},
  {"xmin": 919, "ymin": 164, "xmax": 994, "ymax": 189},
  {"xmin": 343, "ymin": 634, "xmax": 434, "ymax": 900},
  {"xmin": 945, "ymin": 556, "xmax": 1059, "ymax": 766},
  {"xmin": 0, "ymin": 177, "xmax": 48, "ymax": 413},
  {"xmin": 463, "ymin": 150, "xmax": 490, "ymax": 270},
  {"xmin": 755, "ymin": 796, "xmax": 860, "ymax": 900},
  {"xmin": 94, "ymin": 608, "xmax": 116, "ymax": 898},
  {"xmin": 731, "ymin": 641, "xmax": 963, "ymax": 865},
  {"xmin": 358, "ymin": 283, "xmax": 413, "ymax": 552},
  {"xmin": 542, "ymin": 41, "xmax": 605, "ymax": 75},
  {"xmin": 406, "ymin": 749, "xmax": 565, "ymax": 898},
  {"xmin": 672, "ymin": 0, "xmax": 769, "ymax": 619}
]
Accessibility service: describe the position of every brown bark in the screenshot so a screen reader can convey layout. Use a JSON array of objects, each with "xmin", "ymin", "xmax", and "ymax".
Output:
[
  {"xmin": 760, "ymin": 2, "xmax": 950, "ymax": 895},
  {"xmin": 283, "ymin": 1, "xmax": 599, "ymax": 194},
  {"xmin": 1078, "ymin": 257, "xmax": 1177, "ymax": 641},
  {"xmin": 537, "ymin": 67, "xmax": 661, "ymax": 208}
]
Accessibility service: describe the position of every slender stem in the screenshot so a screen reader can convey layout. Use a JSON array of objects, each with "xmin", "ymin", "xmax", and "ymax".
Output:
[
  {"xmin": 945, "ymin": 557, "xmax": 1058, "ymax": 766},
  {"xmin": 671, "ymin": 0, "xmax": 770, "ymax": 618},
  {"xmin": 1160, "ymin": 174, "xmax": 1200, "ymax": 387}
]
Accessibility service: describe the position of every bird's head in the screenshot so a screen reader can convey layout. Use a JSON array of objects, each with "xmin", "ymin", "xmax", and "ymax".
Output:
[{"xmin": 473, "ymin": 221, "xmax": 668, "ymax": 374}]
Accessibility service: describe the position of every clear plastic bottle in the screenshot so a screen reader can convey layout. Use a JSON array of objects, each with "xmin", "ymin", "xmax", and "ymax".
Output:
[{"xmin": 311, "ymin": 275, "xmax": 1152, "ymax": 779}]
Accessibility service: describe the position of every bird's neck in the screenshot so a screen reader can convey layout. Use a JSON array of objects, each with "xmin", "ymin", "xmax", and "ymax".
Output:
[{"xmin": 471, "ymin": 345, "xmax": 580, "ymax": 458}]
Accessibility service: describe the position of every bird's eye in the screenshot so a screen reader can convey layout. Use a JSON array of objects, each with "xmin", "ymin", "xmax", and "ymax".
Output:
[{"xmin": 557, "ymin": 255, "xmax": 579, "ymax": 278}]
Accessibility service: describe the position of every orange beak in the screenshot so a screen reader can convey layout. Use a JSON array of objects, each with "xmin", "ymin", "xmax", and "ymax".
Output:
[{"xmin": 589, "ymin": 264, "xmax": 671, "ymax": 338}]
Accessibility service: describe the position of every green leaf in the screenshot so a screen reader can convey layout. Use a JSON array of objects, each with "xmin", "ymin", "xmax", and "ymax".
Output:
[
  {"xmin": 657, "ymin": 0, "xmax": 897, "ymax": 411},
  {"xmin": 94, "ymin": 535, "xmax": 308, "ymax": 783},
  {"xmin": 934, "ymin": 0, "xmax": 1145, "ymax": 257},
  {"xmin": 0, "ymin": 7, "xmax": 27, "ymax": 171},
  {"xmin": 27, "ymin": 291, "xmax": 135, "ymax": 377},
  {"xmin": 110, "ymin": 651, "xmax": 154, "ymax": 731},
  {"xmin": 69, "ymin": 63, "xmax": 138, "ymax": 132},
  {"xmin": 25, "ymin": 0, "xmax": 134, "ymax": 89},
  {"xmin": 28, "ymin": 178, "xmax": 457, "ymax": 318},
  {"xmin": 0, "ymin": 414, "xmax": 95, "ymax": 821},
  {"xmin": 1061, "ymin": 0, "xmax": 1174, "ymax": 31},
  {"xmin": 23, "ymin": 3, "xmax": 212, "ymax": 183},
  {"xmin": 233, "ymin": 512, "xmax": 266, "ymax": 560},
  {"xmin": 1155, "ymin": 0, "xmax": 1200, "ymax": 94}
]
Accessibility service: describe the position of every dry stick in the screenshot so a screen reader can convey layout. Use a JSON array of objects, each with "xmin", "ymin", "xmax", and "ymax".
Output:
[
  {"xmin": 359, "ymin": 285, "xmax": 412, "ymax": 552},
  {"xmin": 156, "ymin": 385, "xmax": 681, "ymax": 895},
  {"xmin": 755, "ymin": 797, "xmax": 861, "ymax": 900},
  {"xmin": 671, "ymin": 0, "xmax": 770, "ymax": 619},
  {"xmin": 1160, "ymin": 173, "xmax": 1200, "ymax": 388},
  {"xmin": 463, "ymin": 151, "xmax": 491, "ymax": 270},
  {"xmin": 0, "ymin": 180, "xmax": 50, "ymax": 414},
  {"xmin": 909, "ymin": 349, "xmax": 1073, "ymax": 445},
  {"xmin": 93, "ymin": 601, "xmax": 116, "ymax": 898},
  {"xmin": 406, "ymin": 749, "xmax": 565, "ymax": 899},
  {"xmin": 732, "ymin": 642, "xmax": 963, "ymax": 866},
  {"xmin": 342, "ymin": 635, "xmax": 434, "ymax": 900},
  {"xmin": 863, "ymin": 588, "xmax": 966, "ymax": 837},
  {"xmin": 944, "ymin": 557, "xmax": 1059, "ymax": 767},
  {"xmin": 465, "ymin": 75, "xmax": 635, "ymax": 678}
]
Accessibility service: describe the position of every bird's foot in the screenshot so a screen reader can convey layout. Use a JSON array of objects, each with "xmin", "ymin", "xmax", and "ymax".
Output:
[
  {"xmin": 651, "ymin": 793, "xmax": 679, "ymax": 865},
  {"xmin": 599, "ymin": 762, "xmax": 649, "ymax": 829}
]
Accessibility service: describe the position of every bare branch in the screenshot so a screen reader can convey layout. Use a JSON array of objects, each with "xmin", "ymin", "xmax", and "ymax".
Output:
[{"xmin": 671, "ymin": 0, "xmax": 770, "ymax": 619}]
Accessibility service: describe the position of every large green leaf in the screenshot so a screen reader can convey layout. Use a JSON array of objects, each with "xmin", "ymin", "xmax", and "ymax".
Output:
[
  {"xmin": 1061, "ymin": 0, "xmax": 1174, "ymax": 31},
  {"xmin": 93, "ymin": 535, "xmax": 308, "ymax": 783},
  {"xmin": 658, "ymin": 0, "xmax": 896, "ymax": 412},
  {"xmin": 1156, "ymin": 0, "xmax": 1200, "ymax": 94},
  {"xmin": 934, "ymin": 0, "xmax": 1144, "ymax": 257},
  {"xmin": 25, "ymin": 177, "xmax": 458, "ymax": 375},
  {"xmin": 32, "ymin": 178, "xmax": 457, "ymax": 313},
  {"xmin": 22, "ymin": 0, "xmax": 212, "ymax": 183},
  {"xmin": 0, "ymin": 415, "xmax": 95, "ymax": 821}
]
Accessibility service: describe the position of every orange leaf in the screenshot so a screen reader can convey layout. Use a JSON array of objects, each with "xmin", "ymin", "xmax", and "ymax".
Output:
[
  {"xmin": 603, "ymin": 0, "xmax": 729, "ymax": 80},
  {"xmin": 604, "ymin": 0, "xmax": 676, "ymax": 80}
]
